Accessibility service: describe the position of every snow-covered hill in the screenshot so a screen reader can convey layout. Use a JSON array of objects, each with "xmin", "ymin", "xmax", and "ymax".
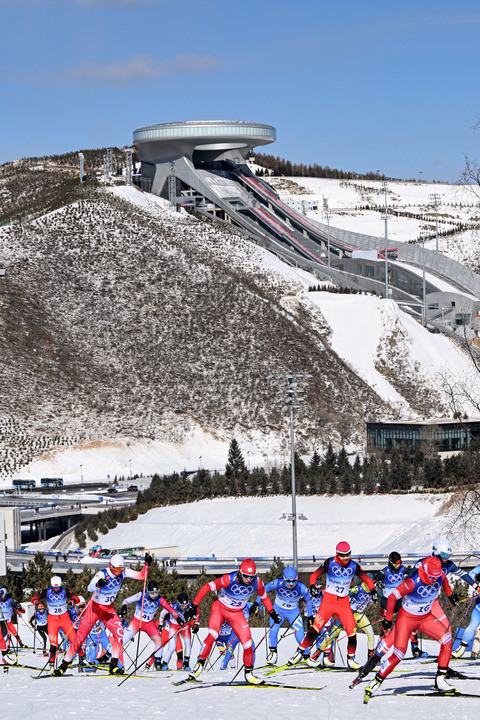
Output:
[{"xmin": 1, "ymin": 160, "xmax": 480, "ymax": 483}]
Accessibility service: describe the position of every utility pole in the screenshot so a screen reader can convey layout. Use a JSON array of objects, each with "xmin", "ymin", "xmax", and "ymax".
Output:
[
  {"xmin": 429, "ymin": 193, "xmax": 441, "ymax": 252},
  {"xmin": 323, "ymin": 198, "xmax": 331, "ymax": 270},
  {"xmin": 78, "ymin": 153, "xmax": 84, "ymax": 184},
  {"xmin": 382, "ymin": 181, "xmax": 389, "ymax": 299},
  {"xmin": 270, "ymin": 372, "xmax": 311, "ymax": 569}
]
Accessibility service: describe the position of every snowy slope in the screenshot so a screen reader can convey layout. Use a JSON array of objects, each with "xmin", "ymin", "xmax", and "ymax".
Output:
[{"xmin": 85, "ymin": 493, "xmax": 478, "ymax": 558}]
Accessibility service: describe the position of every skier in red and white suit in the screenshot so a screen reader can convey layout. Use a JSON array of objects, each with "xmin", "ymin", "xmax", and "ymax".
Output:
[
  {"xmin": 53, "ymin": 553, "xmax": 151, "ymax": 676},
  {"xmin": 186, "ymin": 558, "xmax": 281, "ymax": 685},
  {"xmin": 288, "ymin": 541, "xmax": 376, "ymax": 670},
  {"xmin": 364, "ymin": 556, "xmax": 458, "ymax": 701}
]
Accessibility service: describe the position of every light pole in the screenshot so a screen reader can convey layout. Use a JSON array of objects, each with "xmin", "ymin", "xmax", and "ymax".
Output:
[
  {"xmin": 420, "ymin": 232, "xmax": 427, "ymax": 326},
  {"xmin": 323, "ymin": 198, "xmax": 331, "ymax": 270},
  {"xmin": 270, "ymin": 371, "xmax": 311, "ymax": 569},
  {"xmin": 382, "ymin": 181, "xmax": 389, "ymax": 299},
  {"xmin": 429, "ymin": 193, "xmax": 441, "ymax": 252},
  {"xmin": 80, "ymin": 464, "xmax": 83, "ymax": 484},
  {"xmin": 129, "ymin": 458, "xmax": 132, "ymax": 477}
]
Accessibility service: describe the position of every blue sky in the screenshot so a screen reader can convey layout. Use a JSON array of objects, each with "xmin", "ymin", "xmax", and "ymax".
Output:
[{"xmin": 1, "ymin": 0, "xmax": 479, "ymax": 181}]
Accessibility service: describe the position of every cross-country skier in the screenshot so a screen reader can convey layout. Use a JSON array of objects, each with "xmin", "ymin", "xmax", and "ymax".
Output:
[
  {"xmin": 52, "ymin": 553, "xmax": 151, "ymax": 676},
  {"xmin": 249, "ymin": 566, "xmax": 312, "ymax": 666},
  {"xmin": 185, "ymin": 558, "xmax": 281, "ymax": 684},
  {"xmin": 159, "ymin": 592, "xmax": 198, "ymax": 671},
  {"xmin": 287, "ymin": 541, "xmax": 376, "ymax": 670},
  {"xmin": 120, "ymin": 581, "xmax": 183, "ymax": 670},
  {"xmin": 452, "ymin": 561, "xmax": 480, "ymax": 658},
  {"xmin": 31, "ymin": 576, "xmax": 82, "ymax": 668},
  {"xmin": 0, "ymin": 587, "xmax": 25, "ymax": 665},
  {"xmin": 29, "ymin": 601, "xmax": 49, "ymax": 656},
  {"xmin": 310, "ymin": 579, "xmax": 375, "ymax": 667},
  {"xmin": 364, "ymin": 556, "xmax": 458, "ymax": 701}
]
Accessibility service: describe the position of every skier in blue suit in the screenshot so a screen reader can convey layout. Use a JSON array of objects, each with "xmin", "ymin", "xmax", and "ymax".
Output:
[
  {"xmin": 453, "ymin": 562, "xmax": 480, "ymax": 658},
  {"xmin": 251, "ymin": 567, "xmax": 312, "ymax": 665}
]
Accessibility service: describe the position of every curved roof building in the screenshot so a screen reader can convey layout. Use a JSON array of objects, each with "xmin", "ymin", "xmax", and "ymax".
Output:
[{"xmin": 133, "ymin": 120, "xmax": 276, "ymax": 165}]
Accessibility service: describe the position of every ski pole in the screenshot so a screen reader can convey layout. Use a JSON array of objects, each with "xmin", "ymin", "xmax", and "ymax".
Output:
[
  {"xmin": 118, "ymin": 623, "xmax": 185, "ymax": 686},
  {"xmin": 228, "ymin": 623, "xmax": 271, "ymax": 685},
  {"xmin": 134, "ymin": 574, "xmax": 148, "ymax": 670}
]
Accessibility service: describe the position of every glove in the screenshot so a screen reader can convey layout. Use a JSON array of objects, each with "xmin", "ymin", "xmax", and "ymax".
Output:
[
  {"xmin": 370, "ymin": 589, "xmax": 378, "ymax": 602},
  {"xmin": 375, "ymin": 580, "xmax": 385, "ymax": 592},
  {"xmin": 381, "ymin": 618, "xmax": 393, "ymax": 634},
  {"xmin": 72, "ymin": 595, "xmax": 80, "ymax": 604},
  {"xmin": 176, "ymin": 615, "xmax": 185, "ymax": 627},
  {"xmin": 449, "ymin": 592, "xmax": 459, "ymax": 607},
  {"xmin": 183, "ymin": 603, "xmax": 197, "ymax": 622},
  {"xmin": 97, "ymin": 578, "xmax": 107, "ymax": 588},
  {"xmin": 269, "ymin": 610, "xmax": 282, "ymax": 625},
  {"xmin": 17, "ymin": 606, "xmax": 25, "ymax": 614},
  {"xmin": 192, "ymin": 622, "xmax": 200, "ymax": 634},
  {"xmin": 309, "ymin": 583, "xmax": 319, "ymax": 597},
  {"xmin": 144, "ymin": 553, "xmax": 153, "ymax": 566},
  {"xmin": 305, "ymin": 615, "xmax": 314, "ymax": 629},
  {"xmin": 118, "ymin": 604, "xmax": 128, "ymax": 618},
  {"xmin": 248, "ymin": 603, "xmax": 259, "ymax": 619},
  {"xmin": 472, "ymin": 581, "xmax": 480, "ymax": 594}
]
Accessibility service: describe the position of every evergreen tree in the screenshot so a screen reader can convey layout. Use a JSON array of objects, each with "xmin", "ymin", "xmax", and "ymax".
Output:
[
  {"xmin": 225, "ymin": 439, "xmax": 248, "ymax": 495},
  {"xmin": 24, "ymin": 552, "xmax": 54, "ymax": 597},
  {"xmin": 0, "ymin": 566, "xmax": 24, "ymax": 602},
  {"xmin": 270, "ymin": 466, "xmax": 280, "ymax": 494}
]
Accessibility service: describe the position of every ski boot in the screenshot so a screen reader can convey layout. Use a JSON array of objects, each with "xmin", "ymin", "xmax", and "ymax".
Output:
[
  {"xmin": 411, "ymin": 642, "xmax": 422, "ymax": 658},
  {"xmin": 190, "ymin": 658, "xmax": 205, "ymax": 679},
  {"xmin": 109, "ymin": 659, "xmax": 125, "ymax": 675},
  {"xmin": 347, "ymin": 655, "xmax": 361, "ymax": 671},
  {"xmin": 1, "ymin": 651, "xmax": 15, "ymax": 666},
  {"xmin": 52, "ymin": 660, "xmax": 70, "ymax": 676},
  {"xmin": 364, "ymin": 674, "xmax": 384, "ymax": 704},
  {"xmin": 244, "ymin": 666, "xmax": 264, "ymax": 685},
  {"xmin": 452, "ymin": 642, "xmax": 467, "ymax": 659},
  {"xmin": 435, "ymin": 669, "xmax": 456, "ymax": 693},
  {"xmin": 182, "ymin": 657, "xmax": 191, "ymax": 671},
  {"xmin": 267, "ymin": 647, "xmax": 278, "ymax": 665},
  {"xmin": 287, "ymin": 648, "xmax": 305, "ymax": 666}
]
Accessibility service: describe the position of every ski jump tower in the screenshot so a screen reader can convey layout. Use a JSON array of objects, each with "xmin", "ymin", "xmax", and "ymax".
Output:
[{"xmin": 133, "ymin": 119, "xmax": 276, "ymax": 199}]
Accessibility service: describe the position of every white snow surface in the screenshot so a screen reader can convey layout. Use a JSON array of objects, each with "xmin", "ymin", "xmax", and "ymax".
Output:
[
  {"xmin": 87, "ymin": 493, "xmax": 476, "ymax": 558},
  {"xmin": 6, "ymin": 617, "xmax": 479, "ymax": 719}
]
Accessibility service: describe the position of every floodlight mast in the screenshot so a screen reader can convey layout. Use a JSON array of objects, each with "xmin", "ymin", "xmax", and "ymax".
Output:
[
  {"xmin": 270, "ymin": 372, "xmax": 311, "ymax": 569},
  {"xmin": 429, "ymin": 193, "xmax": 441, "ymax": 252},
  {"xmin": 382, "ymin": 181, "xmax": 389, "ymax": 299}
]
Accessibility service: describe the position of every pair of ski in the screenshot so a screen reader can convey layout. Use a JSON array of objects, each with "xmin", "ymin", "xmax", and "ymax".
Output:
[
  {"xmin": 365, "ymin": 688, "xmax": 480, "ymax": 701},
  {"xmin": 173, "ymin": 676, "xmax": 324, "ymax": 691}
]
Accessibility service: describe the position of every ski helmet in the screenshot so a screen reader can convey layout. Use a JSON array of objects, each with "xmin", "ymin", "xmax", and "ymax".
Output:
[
  {"xmin": 109, "ymin": 554, "xmax": 125, "ymax": 576},
  {"xmin": 177, "ymin": 592, "xmax": 189, "ymax": 607},
  {"xmin": 419, "ymin": 556, "xmax": 443, "ymax": 585},
  {"xmin": 283, "ymin": 566, "xmax": 298, "ymax": 587},
  {"xmin": 335, "ymin": 541, "xmax": 351, "ymax": 567},
  {"xmin": 432, "ymin": 537, "xmax": 452, "ymax": 561},
  {"xmin": 388, "ymin": 551, "xmax": 402, "ymax": 572},
  {"xmin": 239, "ymin": 558, "xmax": 256, "ymax": 583},
  {"xmin": 0, "ymin": 587, "xmax": 6, "ymax": 599},
  {"xmin": 146, "ymin": 581, "xmax": 159, "ymax": 598},
  {"xmin": 51, "ymin": 576, "xmax": 62, "ymax": 591},
  {"xmin": 37, "ymin": 603, "xmax": 45, "ymax": 611}
]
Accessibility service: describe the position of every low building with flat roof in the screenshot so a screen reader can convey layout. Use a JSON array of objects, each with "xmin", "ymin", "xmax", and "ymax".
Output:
[{"xmin": 367, "ymin": 417, "xmax": 480, "ymax": 454}]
